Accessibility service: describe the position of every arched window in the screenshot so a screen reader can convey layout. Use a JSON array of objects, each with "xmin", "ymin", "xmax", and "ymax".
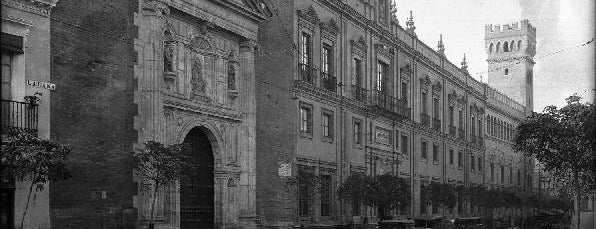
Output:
[
  {"xmin": 489, "ymin": 43, "xmax": 494, "ymax": 54},
  {"xmin": 496, "ymin": 42, "xmax": 501, "ymax": 53},
  {"xmin": 510, "ymin": 41, "xmax": 515, "ymax": 51},
  {"xmin": 503, "ymin": 41, "xmax": 509, "ymax": 52},
  {"xmin": 517, "ymin": 40, "xmax": 522, "ymax": 50}
]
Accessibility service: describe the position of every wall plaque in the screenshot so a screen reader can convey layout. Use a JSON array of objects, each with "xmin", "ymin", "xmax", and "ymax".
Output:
[
  {"xmin": 375, "ymin": 127, "xmax": 391, "ymax": 145},
  {"xmin": 27, "ymin": 80, "xmax": 55, "ymax": 91},
  {"xmin": 278, "ymin": 163, "xmax": 291, "ymax": 177}
]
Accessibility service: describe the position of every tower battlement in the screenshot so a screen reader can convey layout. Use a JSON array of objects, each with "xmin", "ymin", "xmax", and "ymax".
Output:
[{"xmin": 485, "ymin": 19, "xmax": 536, "ymax": 39}]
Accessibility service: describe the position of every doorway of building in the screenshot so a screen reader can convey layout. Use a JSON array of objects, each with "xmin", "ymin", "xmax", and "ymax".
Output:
[{"xmin": 180, "ymin": 127, "xmax": 214, "ymax": 229}]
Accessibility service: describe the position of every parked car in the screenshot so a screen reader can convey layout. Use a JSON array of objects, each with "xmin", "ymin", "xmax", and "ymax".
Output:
[{"xmin": 453, "ymin": 217, "xmax": 484, "ymax": 229}]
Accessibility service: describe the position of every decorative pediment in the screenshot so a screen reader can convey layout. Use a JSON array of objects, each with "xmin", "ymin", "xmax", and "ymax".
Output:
[
  {"xmin": 351, "ymin": 36, "xmax": 367, "ymax": 57},
  {"xmin": 297, "ymin": 5, "xmax": 320, "ymax": 26},
  {"xmin": 320, "ymin": 19, "xmax": 340, "ymax": 36},
  {"xmin": 432, "ymin": 81, "xmax": 442, "ymax": 96},
  {"xmin": 419, "ymin": 75, "xmax": 431, "ymax": 91},
  {"xmin": 448, "ymin": 91, "xmax": 458, "ymax": 106},
  {"xmin": 375, "ymin": 43, "xmax": 394, "ymax": 59}
]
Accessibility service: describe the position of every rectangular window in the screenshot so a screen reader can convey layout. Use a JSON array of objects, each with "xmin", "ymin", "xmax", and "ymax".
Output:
[
  {"xmin": 300, "ymin": 33, "xmax": 311, "ymax": 65},
  {"xmin": 401, "ymin": 82, "xmax": 408, "ymax": 103},
  {"xmin": 432, "ymin": 143, "xmax": 439, "ymax": 163},
  {"xmin": 322, "ymin": 111, "xmax": 333, "ymax": 140},
  {"xmin": 322, "ymin": 44, "xmax": 332, "ymax": 75},
  {"xmin": 471, "ymin": 155, "xmax": 475, "ymax": 171},
  {"xmin": 1, "ymin": 52, "xmax": 13, "ymax": 100},
  {"xmin": 500, "ymin": 165, "xmax": 505, "ymax": 184},
  {"xmin": 457, "ymin": 151, "xmax": 462, "ymax": 169},
  {"xmin": 353, "ymin": 119, "xmax": 362, "ymax": 145},
  {"xmin": 298, "ymin": 165, "xmax": 312, "ymax": 216},
  {"xmin": 449, "ymin": 106, "xmax": 454, "ymax": 126},
  {"xmin": 433, "ymin": 98, "xmax": 439, "ymax": 119},
  {"xmin": 299, "ymin": 103, "xmax": 313, "ymax": 137},
  {"xmin": 421, "ymin": 140, "xmax": 427, "ymax": 159},
  {"xmin": 478, "ymin": 118, "xmax": 482, "ymax": 137},
  {"xmin": 352, "ymin": 58, "xmax": 362, "ymax": 86},
  {"xmin": 478, "ymin": 157, "xmax": 482, "ymax": 171},
  {"xmin": 491, "ymin": 163, "xmax": 495, "ymax": 182},
  {"xmin": 320, "ymin": 174, "xmax": 332, "ymax": 216},
  {"xmin": 421, "ymin": 92, "xmax": 428, "ymax": 114},
  {"xmin": 449, "ymin": 149, "xmax": 454, "ymax": 165},
  {"xmin": 458, "ymin": 110, "xmax": 463, "ymax": 128},
  {"xmin": 401, "ymin": 135, "xmax": 408, "ymax": 157},
  {"xmin": 471, "ymin": 116, "xmax": 476, "ymax": 136},
  {"xmin": 376, "ymin": 61, "xmax": 387, "ymax": 91},
  {"xmin": 509, "ymin": 168, "xmax": 513, "ymax": 184}
]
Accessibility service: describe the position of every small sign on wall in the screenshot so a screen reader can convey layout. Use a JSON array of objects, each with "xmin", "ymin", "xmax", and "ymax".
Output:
[
  {"xmin": 27, "ymin": 80, "xmax": 56, "ymax": 91},
  {"xmin": 278, "ymin": 163, "xmax": 291, "ymax": 177}
]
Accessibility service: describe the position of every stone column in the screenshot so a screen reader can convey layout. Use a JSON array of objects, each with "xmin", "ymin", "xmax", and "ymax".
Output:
[
  {"xmin": 133, "ymin": 0, "xmax": 170, "ymax": 226},
  {"xmin": 237, "ymin": 39, "xmax": 258, "ymax": 228}
]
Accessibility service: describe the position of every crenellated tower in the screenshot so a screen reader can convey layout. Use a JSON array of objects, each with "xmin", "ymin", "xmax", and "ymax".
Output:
[{"xmin": 485, "ymin": 19, "xmax": 536, "ymax": 113}]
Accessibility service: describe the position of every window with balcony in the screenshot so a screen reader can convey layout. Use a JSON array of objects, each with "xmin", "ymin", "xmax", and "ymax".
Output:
[
  {"xmin": 376, "ymin": 61, "xmax": 388, "ymax": 92},
  {"xmin": 490, "ymin": 163, "xmax": 495, "ymax": 182},
  {"xmin": 421, "ymin": 140, "xmax": 427, "ymax": 160},
  {"xmin": 299, "ymin": 32, "xmax": 313, "ymax": 83},
  {"xmin": 2, "ymin": 52, "xmax": 12, "ymax": 100},
  {"xmin": 478, "ymin": 157, "xmax": 482, "ymax": 171},
  {"xmin": 432, "ymin": 98, "xmax": 440, "ymax": 131},
  {"xmin": 448, "ymin": 106, "xmax": 455, "ymax": 135},
  {"xmin": 432, "ymin": 143, "xmax": 439, "ymax": 163},
  {"xmin": 421, "ymin": 92, "xmax": 429, "ymax": 126},
  {"xmin": 322, "ymin": 110, "xmax": 333, "ymax": 141},
  {"xmin": 353, "ymin": 118, "xmax": 362, "ymax": 145},
  {"xmin": 351, "ymin": 58, "xmax": 364, "ymax": 102},
  {"xmin": 449, "ymin": 149, "xmax": 454, "ymax": 165},
  {"xmin": 471, "ymin": 116, "xmax": 476, "ymax": 139},
  {"xmin": 321, "ymin": 44, "xmax": 335, "ymax": 91},
  {"xmin": 299, "ymin": 103, "xmax": 313, "ymax": 138},
  {"xmin": 401, "ymin": 82, "xmax": 408, "ymax": 103}
]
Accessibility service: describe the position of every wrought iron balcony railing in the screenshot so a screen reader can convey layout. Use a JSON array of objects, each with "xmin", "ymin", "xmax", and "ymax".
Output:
[
  {"xmin": 449, "ymin": 125, "xmax": 456, "ymax": 136},
  {"xmin": 432, "ymin": 118, "xmax": 441, "ymax": 131},
  {"xmin": 350, "ymin": 85, "xmax": 367, "ymax": 102},
  {"xmin": 1, "ymin": 99, "xmax": 38, "ymax": 133},
  {"xmin": 420, "ymin": 114, "xmax": 430, "ymax": 127},
  {"xmin": 397, "ymin": 99, "xmax": 410, "ymax": 120},
  {"xmin": 320, "ymin": 72, "xmax": 336, "ymax": 92},
  {"xmin": 298, "ymin": 63, "xmax": 317, "ymax": 85},
  {"xmin": 369, "ymin": 90, "xmax": 394, "ymax": 112}
]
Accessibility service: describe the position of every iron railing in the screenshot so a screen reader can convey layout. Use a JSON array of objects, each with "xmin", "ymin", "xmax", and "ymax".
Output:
[
  {"xmin": 397, "ymin": 99, "xmax": 410, "ymax": 119},
  {"xmin": 298, "ymin": 63, "xmax": 317, "ymax": 84},
  {"xmin": 1, "ymin": 99, "xmax": 38, "ymax": 133},
  {"xmin": 320, "ymin": 72, "xmax": 336, "ymax": 92},
  {"xmin": 350, "ymin": 85, "xmax": 367, "ymax": 102},
  {"xmin": 432, "ymin": 118, "xmax": 441, "ymax": 131},
  {"xmin": 420, "ymin": 114, "xmax": 430, "ymax": 127},
  {"xmin": 369, "ymin": 90, "xmax": 394, "ymax": 112}
]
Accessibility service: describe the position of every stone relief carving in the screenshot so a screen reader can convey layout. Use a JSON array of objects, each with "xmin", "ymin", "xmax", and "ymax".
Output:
[
  {"xmin": 227, "ymin": 51, "xmax": 238, "ymax": 90},
  {"xmin": 191, "ymin": 56, "xmax": 211, "ymax": 103},
  {"xmin": 164, "ymin": 30, "xmax": 175, "ymax": 73}
]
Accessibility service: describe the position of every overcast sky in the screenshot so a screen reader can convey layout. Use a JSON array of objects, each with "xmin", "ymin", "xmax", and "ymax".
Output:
[{"xmin": 393, "ymin": 0, "xmax": 595, "ymax": 111}]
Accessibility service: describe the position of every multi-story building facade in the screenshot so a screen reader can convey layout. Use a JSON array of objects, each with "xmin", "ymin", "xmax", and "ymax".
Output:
[
  {"xmin": 3, "ymin": 0, "xmax": 269, "ymax": 229},
  {"xmin": 1, "ymin": 1, "xmax": 58, "ymax": 229},
  {"xmin": 255, "ymin": 0, "xmax": 536, "ymax": 227}
]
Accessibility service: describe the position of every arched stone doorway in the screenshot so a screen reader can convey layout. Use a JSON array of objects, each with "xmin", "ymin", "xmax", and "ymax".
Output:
[{"xmin": 180, "ymin": 127, "xmax": 215, "ymax": 229}]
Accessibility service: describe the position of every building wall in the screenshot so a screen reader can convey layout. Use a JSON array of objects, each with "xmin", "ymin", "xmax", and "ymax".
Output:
[
  {"xmin": 2, "ymin": 1, "xmax": 57, "ymax": 228},
  {"xmin": 256, "ymin": 0, "xmax": 535, "ymax": 227},
  {"xmin": 49, "ymin": 0, "xmax": 137, "ymax": 228}
]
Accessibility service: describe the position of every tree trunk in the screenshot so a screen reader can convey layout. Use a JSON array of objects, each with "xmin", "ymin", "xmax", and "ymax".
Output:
[
  {"xmin": 19, "ymin": 181, "xmax": 35, "ymax": 229},
  {"xmin": 149, "ymin": 181, "xmax": 159, "ymax": 228},
  {"xmin": 573, "ymin": 171, "xmax": 581, "ymax": 229}
]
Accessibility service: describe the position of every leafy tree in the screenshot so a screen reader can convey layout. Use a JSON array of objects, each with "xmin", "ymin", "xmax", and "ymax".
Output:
[
  {"xmin": 337, "ymin": 173, "xmax": 410, "ymax": 219},
  {"xmin": 1, "ymin": 127, "xmax": 72, "ymax": 229},
  {"xmin": 132, "ymin": 141, "xmax": 195, "ymax": 228},
  {"xmin": 514, "ymin": 95, "xmax": 594, "ymax": 229},
  {"xmin": 424, "ymin": 182, "xmax": 457, "ymax": 217}
]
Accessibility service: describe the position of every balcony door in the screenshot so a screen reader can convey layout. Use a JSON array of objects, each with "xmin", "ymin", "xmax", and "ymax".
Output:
[{"xmin": 1, "ymin": 52, "xmax": 12, "ymax": 100}]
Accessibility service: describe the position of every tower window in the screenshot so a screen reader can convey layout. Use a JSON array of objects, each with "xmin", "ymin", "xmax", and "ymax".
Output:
[
  {"xmin": 517, "ymin": 40, "xmax": 522, "ymax": 50},
  {"xmin": 504, "ymin": 68, "xmax": 509, "ymax": 75},
  {"xmin": 496, "ymin": 42, "xmax": 501, "ymax": 53},
  {"xmin": 489, "ymin": 43, "xmax": 494, "ymax": 54},
  {"xmin": 503, "ymin": 41, "xmax": 509, "ymax": 52},
  {"xmin": 510, "ymin": 41, "xmax": 515, "ymax": 51}
]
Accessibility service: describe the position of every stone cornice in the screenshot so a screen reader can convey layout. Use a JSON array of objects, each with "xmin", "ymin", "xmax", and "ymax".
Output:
[
  {"xmin": 2, "ymin": 0, "xmax": 58, "ymax": 17},
  {"xmin": 163, "ymin": 95, "xmax": 243, "ymax": 122},
  {"xmin": 487, "ymin": 55, "xmax": 535, "ymax": 64}
]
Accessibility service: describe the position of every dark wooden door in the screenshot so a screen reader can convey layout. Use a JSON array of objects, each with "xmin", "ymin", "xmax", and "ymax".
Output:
[{"xmin": 180, "ymin": 128, "xmax": 214, "ymax": 229}]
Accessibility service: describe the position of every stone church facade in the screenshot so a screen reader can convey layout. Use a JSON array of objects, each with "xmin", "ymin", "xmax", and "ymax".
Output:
[{"xmin": 133, "ymin": 1, "xmax": 269, "ymax": 228}]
